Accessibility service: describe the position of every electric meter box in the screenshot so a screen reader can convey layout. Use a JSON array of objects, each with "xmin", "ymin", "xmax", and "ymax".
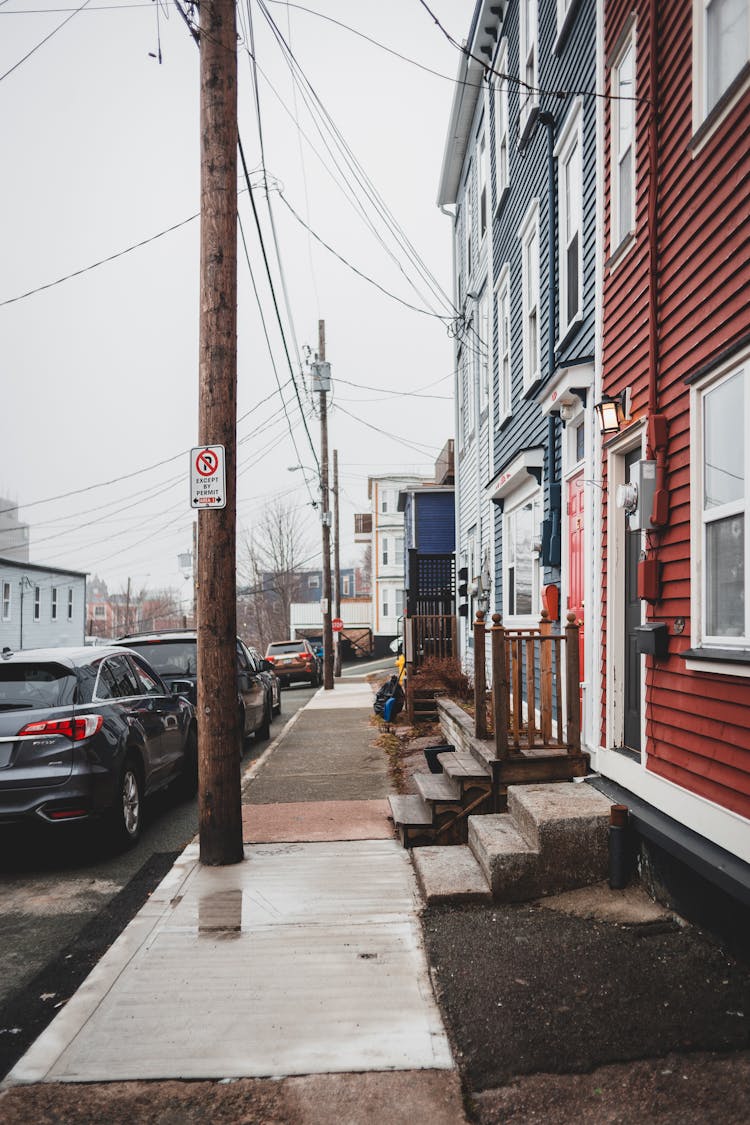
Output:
[
  {"xmin": 311, "ymin": 361, "xmax": 331, "ymax": 393},
  {"xmin": 629, "ymin": 459, "xmax": 657, "ymax": 530}
]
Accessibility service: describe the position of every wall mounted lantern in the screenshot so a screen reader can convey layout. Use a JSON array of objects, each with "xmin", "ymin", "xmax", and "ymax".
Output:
[{"xmin": 594, "ymin": 390, "xmax": 629, "ymax": 435}]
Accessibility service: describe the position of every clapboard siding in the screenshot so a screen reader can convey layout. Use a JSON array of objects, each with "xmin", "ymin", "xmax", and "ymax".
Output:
[{"xmin": 602, "ymin": 0, "xmax": 750, "ymax": 824}]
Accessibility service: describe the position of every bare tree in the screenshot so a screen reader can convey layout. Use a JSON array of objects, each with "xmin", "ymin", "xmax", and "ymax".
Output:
[{"xmin": 238, "ymin": 497, "xmax": 312, "ymax": 651}]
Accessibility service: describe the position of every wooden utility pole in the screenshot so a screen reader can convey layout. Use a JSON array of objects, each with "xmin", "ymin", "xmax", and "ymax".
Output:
[
  {"xmin": 197, "ymin": 0, "xmax": 243, "ymax": 866},
  {"xmin": 318, "ymin": 320, "xmax": 334, "ymax": 690},
  {"xmin": 333, "ymin": 448, "xmax": 342, "ymax": 677}
]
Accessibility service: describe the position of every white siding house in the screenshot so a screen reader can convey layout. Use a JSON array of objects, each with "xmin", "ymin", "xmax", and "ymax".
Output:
[{"xmin": 0, "ymin": 558, "xmax": 87, "ymax": 651}]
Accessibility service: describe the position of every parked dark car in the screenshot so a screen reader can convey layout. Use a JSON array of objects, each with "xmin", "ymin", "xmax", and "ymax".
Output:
[
  {"xmin": 0, "ymin": 646, "xmax": 197, "ymax": 847},
  {"xmin": 115, "ymin": 630, "xmax": 272, "ymax": 743},
  {"xmin": 244, "ymin": 644, "xmax": 281, "ymax": 717},
  {"xmin": 265, "ymin": 638, "xmax": 321, "ymax": 688}
]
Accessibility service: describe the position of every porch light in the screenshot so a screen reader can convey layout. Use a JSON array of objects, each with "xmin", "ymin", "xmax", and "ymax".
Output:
[{"xmin": 594, "ymin": 391, "xmax": 628, "ymax": 435}]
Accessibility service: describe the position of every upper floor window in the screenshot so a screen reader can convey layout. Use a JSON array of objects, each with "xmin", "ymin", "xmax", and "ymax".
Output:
[
  {"xmin": 694, "ymin": 359, "xmax": 749, "ymax": 645},
  {"xmin": 520, "ymin": 0, "xmax": 539, "ymax": 132},
  {"xmin": 395, "ymin": 536, "xmax": 404, "ymax": 568},
  {"xmin": 308, "ymin": 573, "xmax": 320, "ymax": 588},
  {"xmin": 493, "ymin": 42, "xmax": 510, "ymax": 206},
  {"xmin": 555, "ymin": 99, "xmax": 584, "ymax": 335},
  {"xmin": 342, "ymin": 574, "xmax": 351, "ymax": 596},
  {"xmin": 94, "ymin": 604, "xmax": 107, "ymax": 619},
  {"xmin": 478, "ymin": 128, "xmax": 487, "ymax": 240},
  {"xmin": 380, "ymin": 489, "xmax": 395, "ymax": 514},
  {"xmin": 611, "ymin": 31, "xmax": 636, "ymax": 251},
  {"xmin": 495, "ymin": 264, "xmax": 512, "ymax": 423},
  {"xmin": 519, "ymin": 199, "xmax": 541, "ymax": 391},
  {"xmin": 382, "ymin": 538, "xmax": 389, "ymax": 566},
  {"xmin": 478, "ymin": 289, "xmax": 490, "ymax": 413},
  {"xmin": 34, "ymin": 586, "xmax": 41, "ymax": 620},
  {"xmin": 51, "ymin": 587, "xmax": 58, "ymax": 621},
  {"xmin": 465, "ymin": 161, "xmax": 474, "ymax": 277},
  {"xmin": 694, "ymin": 0, "xmax": 750, "ymax": 127},
  {"xmin": 2, "ymin": 581, "xmax": 10, "ymax": 621}
]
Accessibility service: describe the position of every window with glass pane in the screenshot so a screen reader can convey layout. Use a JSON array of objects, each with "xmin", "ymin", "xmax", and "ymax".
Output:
[
  {"xmin": 478, "ymin": 131, "xmax": 487, "ymax": 237},
  {"xmin": 479, "ymin": 290, "xmax": 490, "ymax": 411},
  {"xmin": 494, "ymin": 46, "xmax": 509, "ymax": 203},
  {"xmin": 706, "ymin": 0, "xmax": 749, "ymax": 112},
  {"xmin": 382, "ymin": 538, "xmax": 389, "ymax": 566},
  {"xmin": 395, "ymin": 537, "xmax": 404, "ymax": 567},
  {"xmin": 68, "ymin": 587, "xmax": 74, "ymax": 620},
  {"xmin": 395, "ymin": 589, "xmax": 405, "ymax": 616},
  {"xmin": 523, "ymin": 222, "xmax": 540, "ymax": 387},
  {"xmin": 520, "ymin": 0, "xmax": 539, "ymax": 126},
  {"xmin": 703, "ymin": 369, "xmax": 746, "ymax": 639},
  {"xmin": 34, "ymin": 587, "xmax": 40, "ymax": 620},
  {"xmin": 561, "ymin": 127, "xmax": 582, "ymax": 327},
  {"xmin": 496, "ymin": 269, "xmax": 512, "ymax": 420},
  {"xmin": 505, "ymin": 493, "xmax": 541, "ymax": 617},
  {"xmin": 2, "ymin": 582, "xmax": 10, "ymax": 620},
  {"xmin": 612, "ymin": 37, "xmax": 635, "ymax": 248},
  {"xmin": 382, "ymin": 590, "xmax": 390, "ymax": 618}
]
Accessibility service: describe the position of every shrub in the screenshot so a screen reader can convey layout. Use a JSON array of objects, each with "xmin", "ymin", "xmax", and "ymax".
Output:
[{"xmin": 414, "ymin": 656, "xmax": 472, "ymax": 700}]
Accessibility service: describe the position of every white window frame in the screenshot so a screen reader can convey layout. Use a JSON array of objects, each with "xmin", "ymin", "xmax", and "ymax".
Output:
[
  {"xmin": 555, "ymin": 98, "xmax": 584, "ymax": 339},
  {"xmin": 478, "ymin": 288, "xmax": 490, "ymax": 414},
  {"xmin": 465, "ymin": 161, "xmax": 474, "ymax": 278},
  {"xmin": 610, "ymin": 28, "xmax": 637, "ymax": 255},
  {"xmin": 493, "ymin": 41, "xmax": 510, "ymax": 207},
  {"xmin": 94, "ymin": 604, "xmax": 107, "ymax": 620},
  {"xmin": 478, "ymin": 126, "xmax": 487, "ymax": 240},
  {"xmin": 395, "ymin": 588, "xmax": 405, "ymax": 618},
  {"xmin": 693, "ymin": 0, "xmax": 750, "ymax": 134},
  {"xmin": 342, "ymin": 574, "xmax": 351, "ymax": 596},
  {"xmin": 495, "ymin": 264, "xmax": 512, "ymax": 425},
  {"xmin": 382, "ymin": 588, "xmax": 390, "ymax": 619},
  {"xmin": 34, "ymin": 586, "xmax": 41, "ymax": 621},
  {"xmin": 519, "ymin": 0, "xmax": 539, "ymax": 134},
  {"xmin": 503, "ymin": 480, "xmax": 542, "ymax": 624},
  {"xmin": 307, "ymin": 573, "xmax": 320, "ymax": 589},
  {"xmin": 690, "ymin": 351, "xmax": 750, "ymax": 661},
  {"xmin": 518, "ymin": 199, "xmax": 541, "ymax": 391},
  {"xmin": 382, "ymin": 537, "xmax": 389, "ymax": 566},
  {"xmin": 51, "ymin": 587, "xmax": 58, "ymax": 621},
  {"xmin": 1, "ymin": 581, "xmax": 10, "ymax": 621},
  {"xmin": 68, "ymin": 587, "xmax": 74, "ymax": 621},
  {"xmin": 395, "ymin": 536, "xmax": 404, "ymax": 568}
]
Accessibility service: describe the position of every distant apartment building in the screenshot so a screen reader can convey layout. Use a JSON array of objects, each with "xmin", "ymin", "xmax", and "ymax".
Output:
[{"xmin": 0, "ymin": 498, "xmax": 30, "ymax": 563}]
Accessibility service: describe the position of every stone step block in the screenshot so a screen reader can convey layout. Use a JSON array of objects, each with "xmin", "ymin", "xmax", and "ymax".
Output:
[
  {"xmin": 412, "ymin": 845, "xmax": 492, "ymax": 904},
  {"xmin": 508, "ymin": 783, "xmax": 611, "ymax": 888},
  {"xmin": 468, "ymin": 813, "xmax": 540, "ymax": 901}
]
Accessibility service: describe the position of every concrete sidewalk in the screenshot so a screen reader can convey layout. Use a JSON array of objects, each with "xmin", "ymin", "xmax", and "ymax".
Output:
[{"xmin": 2, "ymin": 679, "xmax": 467, "ymax": 1123}]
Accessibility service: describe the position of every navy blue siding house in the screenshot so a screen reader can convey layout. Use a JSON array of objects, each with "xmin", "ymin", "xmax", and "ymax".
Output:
[{"xmin": 439, "ymin": 0, "xmax": 598, "ymax": 747}]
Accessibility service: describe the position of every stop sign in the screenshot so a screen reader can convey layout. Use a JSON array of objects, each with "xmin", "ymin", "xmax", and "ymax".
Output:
[{"xmin": 332, "ymin": 617, "xmax": 343, "ymax": 632}]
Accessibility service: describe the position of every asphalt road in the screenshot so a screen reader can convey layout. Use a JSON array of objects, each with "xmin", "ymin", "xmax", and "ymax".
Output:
[{"xmin": 0, "ymin": 681, "xmax": 317, "ymax": 1080}]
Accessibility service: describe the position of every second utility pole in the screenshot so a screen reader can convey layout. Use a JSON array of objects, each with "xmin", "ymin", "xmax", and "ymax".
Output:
[{"xmin": 318, "ymin": 319, "xmax": 334, "ymax": 690}]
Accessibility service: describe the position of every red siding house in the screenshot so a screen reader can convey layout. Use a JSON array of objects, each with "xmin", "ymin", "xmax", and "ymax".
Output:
[{"xmin": 596, "ymin": 0, "xmax": 750, "ymax": 927}]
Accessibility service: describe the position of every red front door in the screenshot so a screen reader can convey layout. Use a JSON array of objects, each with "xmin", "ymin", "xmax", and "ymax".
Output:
[{"xmin": 567, "ymin": 471, "xmax": 585, "ymax": 707}]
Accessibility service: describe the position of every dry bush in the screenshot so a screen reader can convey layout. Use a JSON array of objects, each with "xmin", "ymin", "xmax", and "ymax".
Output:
[{"xmin": 414, "ymin": 656, "xmax": 472, "ymax": 700}]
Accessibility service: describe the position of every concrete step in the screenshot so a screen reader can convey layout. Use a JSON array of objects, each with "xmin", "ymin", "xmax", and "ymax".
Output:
[
  {"xmin": 415, "ymin": 771, "xmax": 462, "ymax": 805},
  {"xmin": 412, "ymin": 845, "xmax": 492, "ymax": 904},
  {"xmin": 508, "ymin": 782, "xmax": 611, "ymax": 887},
  {"xmin": 468, "ymin": 813, "xmax": 541, "ymax": 901}
]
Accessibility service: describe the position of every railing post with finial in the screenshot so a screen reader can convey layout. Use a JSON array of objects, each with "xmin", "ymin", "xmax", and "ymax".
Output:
[
  {"xmin": 491, "ymin": 613, "xmax": 509, "ymax": 760},
  {"xmin": 565, "ymin": 612, "xmax": 581, "ymax": 753},
  {"xmin": 474, "ymin": 609, "xmax": 487, "ymax": 739}
]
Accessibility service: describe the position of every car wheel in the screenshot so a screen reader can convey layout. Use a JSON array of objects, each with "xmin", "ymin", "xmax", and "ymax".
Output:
[
  {"xmin": 177, "ymin": 727, "xmax": 198, "ymax": 799},
  {"xmin": 256, "ymin": 701, "xmax": 271, "ymax": 742},
  {"xmin": 273, "ymin": 695, "xmax": 281, "ymax": 717},
  {"xmin": 109, "ymin": 756, "xmax": 143, "ymax": 848},
  {"xmin": 311, "ymin": 670, "xmax": 320, "ymax": 687}
]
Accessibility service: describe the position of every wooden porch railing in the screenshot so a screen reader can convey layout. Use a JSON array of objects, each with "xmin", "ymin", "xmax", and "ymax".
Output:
[{"xmin": 473, "ymin": 609, "xmax": 581, "ymax": 757}]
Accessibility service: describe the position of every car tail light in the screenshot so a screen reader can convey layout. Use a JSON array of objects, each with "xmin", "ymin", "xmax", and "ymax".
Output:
[
  {"xmin": 302, "ymin": 653, "xmax": 313, "ymax": 663},
  {"xmin": 266, "ymin": 655, "xmax": 276, "ymax": 663},
  {"xmin": 18, "ymin": 715, "xmax": 103, "ymax": 741}
]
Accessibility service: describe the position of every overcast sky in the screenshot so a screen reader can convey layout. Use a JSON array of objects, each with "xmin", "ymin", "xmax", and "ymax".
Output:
[{"xmin": 1, "ymin": 0, "xmax": 473, "ymax": 603}]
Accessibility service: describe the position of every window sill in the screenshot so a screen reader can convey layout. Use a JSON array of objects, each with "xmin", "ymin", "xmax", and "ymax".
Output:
[
  {"xmin": 553, "ymin": 0, "xmax": 583, "ymax": 55},
  {"xmin": 681, "ymin": 646, "xmax": 750, "ymax": 678},
  {"xmin": 517, "ymin": 105, "xmax": 540, "ymax": 152},
  {"xmin": 606, "ymin": 232, "xmax": 636, "ymax": 273},
  {"xmin": 494, "ymin": 184, "xmax": 510, "ymax": 219},
  {"xmin": 691, "ymin": 63, "xmax": 750, "ymax": 157},
  {"xmin": 556, "ymin": 312, "xmax": 584, "ymax": 352}
]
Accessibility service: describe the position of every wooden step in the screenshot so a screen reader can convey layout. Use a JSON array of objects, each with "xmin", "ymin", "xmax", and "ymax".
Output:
[
  {"xmin": 415, "ymin": 771, "xmax": 461, "ymax": 805},
  {"xmin": 441, "ymin": 752, "xmax": 492, "ymax": 783},
  {"xmin": 388, "ymin": 793, "xmax": 432, "ymax": 828}
]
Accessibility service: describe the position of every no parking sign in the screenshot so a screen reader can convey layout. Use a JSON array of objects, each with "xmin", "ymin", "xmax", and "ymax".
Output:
[{"xmin": 190, "ymin": 445, "xmax": 226, "ymax": 509}]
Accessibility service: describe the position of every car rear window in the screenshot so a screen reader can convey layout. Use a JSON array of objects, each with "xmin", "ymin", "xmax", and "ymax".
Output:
[
  {"xmin": 0, "ymin": 663, "xmax": 77, "ymax": 710},
  {"xmin": 124, "ymin": 641, "xmax": 197, "ymax": 676},
  {"xmin": 267, "ymin": 642, "xmax": 305, "ymax": 654}
]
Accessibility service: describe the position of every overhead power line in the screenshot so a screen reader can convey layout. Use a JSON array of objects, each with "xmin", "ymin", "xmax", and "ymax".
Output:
[{"xmin": 0, "ymin": 0, "xmax": 92, "ymax": 83}]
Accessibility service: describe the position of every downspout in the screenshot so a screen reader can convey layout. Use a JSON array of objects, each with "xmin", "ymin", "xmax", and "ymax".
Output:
[
  {"xmin": 647, "ymin": 0, "xmax": 668, "ymax": 527},
  {"xmin": 539, "ymin": 111, "xmax": 561, "ymax": 569},
  {"xmin": 440, "ymin": 201, "xmax": 463, "ymax": 634}
]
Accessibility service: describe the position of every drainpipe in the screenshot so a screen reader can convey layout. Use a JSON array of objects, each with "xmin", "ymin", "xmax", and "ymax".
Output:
[
  {"xmin": 647, "ymin": 0, "xmax": 668, "ymax": 528},
  {"xmin": 539, "ymin": 111, "xmax": 561, "ymax": 570}
]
